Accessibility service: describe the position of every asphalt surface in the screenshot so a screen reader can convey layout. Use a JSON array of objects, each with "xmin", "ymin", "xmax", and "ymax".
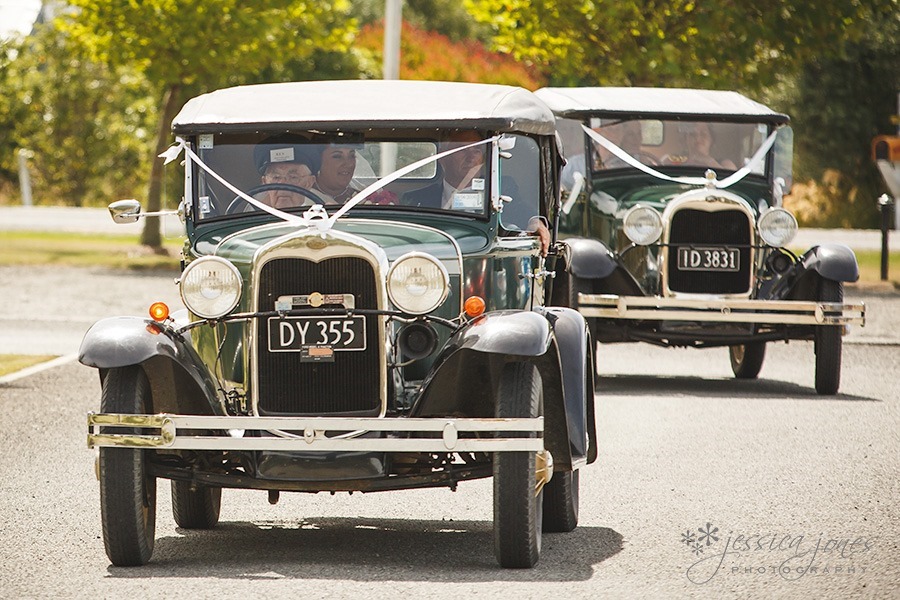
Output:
[{"xmin": 1, "ymin": 314, "xmax": 897, "ymax": 599}]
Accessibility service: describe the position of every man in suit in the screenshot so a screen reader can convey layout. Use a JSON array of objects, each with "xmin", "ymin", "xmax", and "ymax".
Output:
[
  {"xmin": 404, "ymin": 131, "xmax": 486, "ymax": 210},
  {"xmin": 404, "ymin": 131, "xmax": 550, "ymax": 255}
]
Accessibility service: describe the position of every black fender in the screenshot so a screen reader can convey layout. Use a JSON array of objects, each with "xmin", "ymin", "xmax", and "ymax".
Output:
[
  {"xmin": 800, "ymin": 243, "xmax": 860, "ymax": 283},
  {"xmin": 78, "ymin": 316, "xmax": 220, "ymax": 415},
  {"xmin": 767, "ymin": 243, "xmax": 860, "ymax": 302},
  {"xmin": 564, "ymin": 237, "xmax": 617, "ymax": 279},
  {"xmin": 412, "ymin": 308, "xmax": 593, "ymax": 469},
  {"xmin": 535, "ymin": 306, "xmax": 595, "ymax": 465},
  {"xmin": 555, "ymin": 238, "xmax": 644, "ymax": 303}
]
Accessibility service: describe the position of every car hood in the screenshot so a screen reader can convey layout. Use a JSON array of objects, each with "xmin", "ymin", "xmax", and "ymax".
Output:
[
  {"xmin": 595, "ymin": 181, "xmax": 764, "ymax": 219},
  {"xmin": 204, "ymin": 218, "xmax": 469, "ymax": 266}
]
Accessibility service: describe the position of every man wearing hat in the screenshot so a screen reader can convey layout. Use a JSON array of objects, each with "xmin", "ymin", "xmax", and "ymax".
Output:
[{"xmin": 253, "ymin": 135, "xmax": 320, "ymax": 209}]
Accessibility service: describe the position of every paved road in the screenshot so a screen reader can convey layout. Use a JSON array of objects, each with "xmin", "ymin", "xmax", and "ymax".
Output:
[{"xmin": 1, "ymin": 328, "xmax": 897, "ymax": 598}]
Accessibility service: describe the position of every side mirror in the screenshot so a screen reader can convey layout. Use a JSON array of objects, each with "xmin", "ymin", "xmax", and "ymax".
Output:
[
  {"xmin": 108, "ymin": 199, "xmax": 142, "ymax": 224},
  {"xmin": 498, "ymin": 136, "xmax": 517, "ymax": 151}
]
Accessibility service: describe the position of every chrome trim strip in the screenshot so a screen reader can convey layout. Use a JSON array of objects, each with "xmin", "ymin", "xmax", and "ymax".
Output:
[
  {"xmin": 578, "ymin": 294, "xmax": 866, "ymax": 326},
  {"xmin": 87, "ymin": 414, "xmax": 544, "ymax": 452}
]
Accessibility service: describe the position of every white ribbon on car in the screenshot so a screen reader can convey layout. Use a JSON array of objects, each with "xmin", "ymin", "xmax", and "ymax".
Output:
[
  {"xmin": 582, "ymin": 124, "xmax": 780, "ymax": 189},
  {"xmin": 160, "ymin": 136, "xmax": 500, "ymax": 233}
]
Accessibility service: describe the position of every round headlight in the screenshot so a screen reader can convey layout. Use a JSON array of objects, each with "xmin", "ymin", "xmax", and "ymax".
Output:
[
  {"xmin": 758, "ymin": 208, "xmax": 798, "ymax": 247},
  {"xmin": 180, "ymin": 256, "xmax": 242, "ymax": 319},
  {"xmin": 387, "ymin": 252, "xmax": 450, "ymax": 315},
  {"xmin": 623, "ymin": 205, "xmax": 663, "ymax": 245}
]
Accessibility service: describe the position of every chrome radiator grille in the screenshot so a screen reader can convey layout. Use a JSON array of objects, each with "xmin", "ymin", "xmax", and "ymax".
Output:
[
  {"xmin": 255, "ymin": 257, "xmax": 381, "ymax": 415},
  {"xmin": 666, "ymin": 208, "xmax": 752, "ymax": 294}
]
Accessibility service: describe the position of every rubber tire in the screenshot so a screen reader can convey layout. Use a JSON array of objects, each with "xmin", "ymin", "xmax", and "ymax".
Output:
[
  {"xmin": 815, "ymin": 279, "xmax": 843, "ymax": 395},
  {"xmin": 172, "ymin": 481, "xmax": 221, "ymax": 529},
  {"xmin": 494, "ymin": 362, "xmax": 543, "ymax": 569},
  {"xmin": 542, "ymin": 469, "xmax": 580, "ymax": 533},
  {"xmin": 99, "ymin": 366, "xmax": 156, "ymax": 566},
  {"xmin": 729, "ymin": 342, "xmax": 766, "ymax": 379}
]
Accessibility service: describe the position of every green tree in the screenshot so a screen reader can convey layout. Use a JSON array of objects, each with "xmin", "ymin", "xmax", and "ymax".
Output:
[
  {"xmin": 464, "ymin": 0, "xmax": 878, "ymax": 91},
  {"xmin": 782, "ymin": 10, "xmax": 900, "ymax": 228},
  {"xmin": 0, "ymin": 25, "xmax": 156, "ymax": 207},
  {"xmin": 62, "ymin": 1, "xmax": 355, "ymax": 248}
]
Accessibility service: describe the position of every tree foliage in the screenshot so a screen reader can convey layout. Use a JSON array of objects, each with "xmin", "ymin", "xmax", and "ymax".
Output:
[
  {"xmin": 60, "ymin": 0, "xmax": 355, "ymax": 246},
  {"xmin": 355, "ymin": 21, "xmax": 544, "ymax": 89},
  {"xmin": 464, "ymin": 0, "xmax": 880, "ymax": 91},
  {"xmin": 0, "ymin": 25, "xmax": 156, "ymax": 206},
  {"xmin": 782, "ymin": 8, "xmax": 900, "ymax": 228}
]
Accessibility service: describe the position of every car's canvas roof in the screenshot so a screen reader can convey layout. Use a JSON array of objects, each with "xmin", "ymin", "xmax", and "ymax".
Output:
[
  {"xmin": 535, "ymin": 87, "xmax": 789, "ymax": 124},
  {"xmin": 173, "ymin": 80, "xmax": 557, "ymax": 135}
]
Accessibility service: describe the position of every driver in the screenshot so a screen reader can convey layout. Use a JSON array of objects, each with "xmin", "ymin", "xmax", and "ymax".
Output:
[{"xmin": 253, "ymin": 135, "xmax": 319, "ymax": 209}]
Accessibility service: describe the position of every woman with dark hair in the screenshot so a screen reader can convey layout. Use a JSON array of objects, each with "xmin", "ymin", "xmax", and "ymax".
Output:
[{"xmin": 685, "ymin": 122, "xmax": 736, "ymax": 169}]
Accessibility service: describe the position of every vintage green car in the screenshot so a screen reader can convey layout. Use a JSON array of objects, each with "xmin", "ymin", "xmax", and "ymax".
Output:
[
  {"xmin": 80, "ymin": 80, "xmax": 596, "ymax": 568},
  {"xmin": 536, "ymin": 87, "xmax": 865, "ymax": 395}
]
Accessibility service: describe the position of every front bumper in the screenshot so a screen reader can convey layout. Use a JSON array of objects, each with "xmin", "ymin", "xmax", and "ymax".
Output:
[
  {"xmin": 87, "ymin": 414, "xmax": 544, "ymax": 453},
  {"xmin": 578, "ymin": 294, "xmax": 866, "ymax": 326}
]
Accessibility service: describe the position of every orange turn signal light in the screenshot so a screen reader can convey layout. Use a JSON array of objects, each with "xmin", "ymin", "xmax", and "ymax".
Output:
[
  {"xmin": 464, "ymin": 295, "xmax": 485, "ymax": 317},
  {"xmin": 149, "ymin": 301, "xmax": 170, "ymax": 322}
]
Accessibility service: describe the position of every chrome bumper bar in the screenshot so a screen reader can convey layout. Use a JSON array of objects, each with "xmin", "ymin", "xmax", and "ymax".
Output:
[
  {"xmin": 578, "ymin": 294, "xmax": 866, "ymax": 326},
  {"xmin": 87, "ymin": 414, "xmax": 544, "ymax": 452}
]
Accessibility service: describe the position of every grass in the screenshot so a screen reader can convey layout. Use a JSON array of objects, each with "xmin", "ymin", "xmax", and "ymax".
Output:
[
  {"xmin": 0, "ymin": 230, "xmax": 182, "ymax": 270},
  {"xmin": 852, "ymin": 249, "xmax": 900, "ymax": 287},
  {"xmin": 0, "ymin": 354, "xmax": 57, "ymax": 378}
]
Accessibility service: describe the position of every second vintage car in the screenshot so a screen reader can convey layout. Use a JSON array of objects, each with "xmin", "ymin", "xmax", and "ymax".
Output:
[
  {"xmin": 80, "ymin": 80, "xmax": 595, "ymax": 569},
  {"xmin": 536, "ymin": 86, "xmax": 865, "ymax": 395}
]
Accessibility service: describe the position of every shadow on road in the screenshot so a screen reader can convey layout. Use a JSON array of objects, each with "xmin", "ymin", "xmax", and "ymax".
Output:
[
  {"xmin": 104, "ymin": 517, "xmax": 623, "ymax": 581},
  {"xmin": 596, "ymin": 374, "xmax": 879, "ymax": 402}
]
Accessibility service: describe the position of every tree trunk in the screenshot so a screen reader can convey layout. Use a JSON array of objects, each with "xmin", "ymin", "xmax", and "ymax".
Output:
[{"xmin": 140, "ymin": 84, "xmax": 182, "ymax": 249}]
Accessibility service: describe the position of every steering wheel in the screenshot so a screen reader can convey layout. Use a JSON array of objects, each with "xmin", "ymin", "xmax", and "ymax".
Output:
[{"xmin": 226, "ymin": 183, "xmax": 325, "ymax": 214}]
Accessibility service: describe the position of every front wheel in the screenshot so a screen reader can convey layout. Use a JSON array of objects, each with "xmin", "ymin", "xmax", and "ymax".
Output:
[
  {"xmin": 815, "ymin": 279, "xmax": 843, "ymax": 395},
  {"xmin": 729, "ymin": 342, "xmax": 766, "ymax": 379},
  {"xmin": 494, "ymin": 362, "xmax": 543, "ymax": 568},
  {"xmin": 99, "ymin": 366, "xmax": 156, "ymax": 566}
]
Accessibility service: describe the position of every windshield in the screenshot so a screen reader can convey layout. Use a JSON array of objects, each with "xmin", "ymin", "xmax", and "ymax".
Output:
[
  {"xmin": 190, "ymin": 131, "xmax": 490, "ymax": 221},
  {"xmin": 559, "ymin": 118, "xmax": 771, "ymax": 191}
]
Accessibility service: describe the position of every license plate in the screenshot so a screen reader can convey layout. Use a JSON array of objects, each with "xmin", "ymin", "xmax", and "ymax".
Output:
[
  {"xmin": 676, "ymin": 246, "xmax": 740, "ymax": 272},
  {"xmin": 267, "ymin": 316, "xmax": 366, "ymax": 352}
]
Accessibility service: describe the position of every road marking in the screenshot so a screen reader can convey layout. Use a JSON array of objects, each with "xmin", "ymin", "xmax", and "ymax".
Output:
[{"xmin": 0, "ymin": 353, "xmax": 78, "ymax": 384}]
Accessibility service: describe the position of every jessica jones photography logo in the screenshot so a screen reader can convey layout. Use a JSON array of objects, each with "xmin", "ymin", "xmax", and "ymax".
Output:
[{"xmin": 681, "ymin": 522, "xmax": 876, "ymax": 584}]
